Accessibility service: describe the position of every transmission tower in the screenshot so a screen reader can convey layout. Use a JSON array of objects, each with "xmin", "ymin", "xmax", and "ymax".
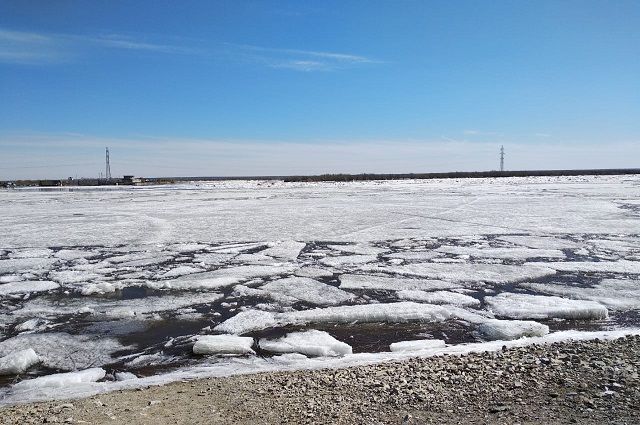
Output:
[
  {"xmin": 105, "ymin": 147, "xmax": 112, "ymax": 180},
  {"xmin": 500, "ymin": 145, "xmax": 505, "ymax": 172}
]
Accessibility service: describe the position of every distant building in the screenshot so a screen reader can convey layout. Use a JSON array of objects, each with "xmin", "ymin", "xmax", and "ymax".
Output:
[
  {"xmin": 122, "ymin": 175, "xmax": 144, "ymax": 185},
  {"xmin": 38, "ymin": 180, "xmax": 62, "ymax": 187}
]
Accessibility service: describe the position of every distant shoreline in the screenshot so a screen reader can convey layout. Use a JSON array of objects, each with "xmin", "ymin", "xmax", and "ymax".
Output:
[{"xmin": 3, "ymin": 168, "xmax": 640, "ymax": 187}]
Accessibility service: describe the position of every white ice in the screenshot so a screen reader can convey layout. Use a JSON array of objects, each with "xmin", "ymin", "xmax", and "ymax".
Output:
[
  {"xmin": 115, "ymin": 372, "xmax": 138, "ymax": 381},
  {"xmin": 327, "ymin": 244, "xmax": 387, "ymax": 256},
  {"xmin": 158, "ymin": 266, "xmax": 205, "ymax": 279},
  {"xmin": 0, "ymin": 258, "xmax": 57, "ymax": 275},
  {"xmin": 389, "ymin": 339, "xmax": 446, "ymax": 352},
  {"xmin": 528, "ymin": 260, "xmax": 640, "ymax": 274},
  {"xmin": 382, "ymin": 251, "xmax": 441, "ymax": 261},
  {"xmin": 0, "ymin": 333, "xmax": 125, "ymax": 371},
  {"xmin": 12, "ymin": 368, "xmax": 105, "ymax": 391},
  {"xmin": 3, "ymin": 176, "xmax": 640, "ymax": 247},
  {"xmin": 260, "ymin": 241, "xmax": 306, "ymax": 261},
  {"xmin": 497, "ymin": 235, "xmax": 582, "ymax": 250},
  {"xmin": 477, "ymin": 319, "xmax": 549, "ymax": 341},
  {"xmin": 53, "ymin": 249, "xmax": 99, "ymax": 260},
  {"xmin": 339, "ymin": 274, "xmax": 454, "ymax": 291},
  {"xmin": 293, "ymin": 267, "xmax": 334, "ymax": 279},
  {"xmin": 14, "ymin": 293, "xmax": 223, "ymax": 320},
  {"xmin": 259, "ymin": 330, "xmax": 352, "ymax": 357},
  {"xmin": 320, "ymin": 255, "xmax": 378, "ymax": 268},
  {"xmin": 522, "ymin": 279, "xmax": 640, "ymax": 310},
  {"xmin": 485, "ymin": 293, "xmax": 608, "ymax": 320},
  {"xmin": 0, "ymin": 349, "xmax": 40, "ymax": 375},
  {"xmin": 193, "ymin": 335, "xmax": 255, "ymax": 356},
  {"xmin": 4, "ymin": 328, "xmax": 638, "ymax": 406},
  {"xmin": 259, "ymin": 277, "xmax": 355, "ymax": 306},
  {"xmin": 157, "ymin": 265, "xmax": 296, "ymax": 291},
  {"xmin": 436, "ymin": 245, "xmax": 565, "ymax": 259},
  {"xmin": 0, "ymin": 280, "xmax": 59, "ymax": 296},
  {"xmin": 8, "ymin": 248, "xmax": 53, "ymax": 259},
  {"xmin": 359, "ymin": 263, "xmax": 557, "ymax": 284},
  {"xmin": 396, "ymin": 290, "xmax": 480, "ymax": 307},
  {"xmin": 215, "ymin": 302, "xmax": 485, "ymax": 335}
]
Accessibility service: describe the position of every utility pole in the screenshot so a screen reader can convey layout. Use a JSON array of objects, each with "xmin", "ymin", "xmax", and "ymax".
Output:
[
  {"xmin": 500, "ymin": 145, "xmax": 505, "ymax": 172},
  {"xmin": 105, "ymin": 147, "xmax": 112, "ymax": 180}
]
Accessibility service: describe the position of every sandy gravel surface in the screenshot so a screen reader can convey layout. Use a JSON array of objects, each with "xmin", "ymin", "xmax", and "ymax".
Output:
[{"xmin": 2, "ymin": 335, "xmax": 638, "ymax": 424}]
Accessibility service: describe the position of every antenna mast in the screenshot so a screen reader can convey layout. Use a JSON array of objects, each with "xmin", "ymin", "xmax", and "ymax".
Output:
[
  {"xmin": 500, "ymin": 145, "xmax": 505, "ymax": 172},
  {"xmin": 105, "ymin": 147, "xmax": 112, "ymax": 180}
]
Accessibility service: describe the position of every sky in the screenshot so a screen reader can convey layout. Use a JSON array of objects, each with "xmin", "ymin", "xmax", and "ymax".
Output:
[{"xmin": 0, "ymin": 0, "xmax": 639, "ymax": 179}]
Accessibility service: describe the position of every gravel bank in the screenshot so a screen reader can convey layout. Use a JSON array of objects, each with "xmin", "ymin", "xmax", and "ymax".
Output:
[{"xmin": 2, "ymin": 335, "xmax": 639, "ymax": 424}]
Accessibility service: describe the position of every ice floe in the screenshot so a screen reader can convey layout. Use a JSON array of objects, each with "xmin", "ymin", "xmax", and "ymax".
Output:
[
  {"xmin": 0, "ymin": 280, "xmax": 59, "ymax": 296},
  {"xmin": 158, "ymin": 266, "xmax": 205, "ymax": 279},
  {"xmin": 320, "ymin": 255, "xmax": 378, "ymax": 268},
  {"xmin": 261, "ymin": 241, "xmax": 306, "ymax": 261},
  {"xmin": 359, "ymin": 263, "xmax": 557, "ymax": 284},
  {"xmin": 389, "ymin": 339, "xmax": 446, "ymax": 352},
  {"xmin": 485, "ymin": 293, "xmax": 608, "ymax": 320},
  {"xmin": 522, "ymin": 279, "xmax": 640, "ymax": 310},
  {"xmin": 436, "ymin": 245, "xmax": 565, "ymax": 259},
  {"xmin": 215, "ymin": 302, "xmax": 485, "ymax": 335},
  {"xmin": 339, "ymin": 274, "xmax": 454, "ymax": 291},
  {"xmin": 8, "ymin": 248, "xmax": 53, "ymax": 259},
  {"xmin": 12, "ymin": 368, "xmax": 106, "ymax": 391},
  {"xmin": 477, "ymin": 319, "xmax": 549, "ymax": 341},
  {"xmin": 259, "ymin": 277, "xmax": 355, "ymax": 305},
  {"xmin": 14, "ymin": 293, "xmax": 223, "ymax": 320},
  {"xmin": 193, "ymin": 335, "xmax": 255, "ymax": 356},
  {"xmin": 528, "ymin": 260, "xmax": 640, "ymax": 274},
  {"xmin": 0, "ymin": 349, "xmax": 40, "ymax": 375},
  {"xmin": 327, "ymin": 244, "xmax": 387, "ymax": 256},
  {"xmin": 497, "ymin": 235, "xmax": 582, "ymax": 250},
  {"xmin": 0, "ymin": 333, "xmax": 125, "ymax": 371},
  {"xmin": 0, "ymin": 258, "xmax": 57, "ymax": 275},
  {"xmin": 259, "ymin": 330, "xmax": 352, "ymax": 357},
  {"xmin": 53, "ymin": 249, "xmax": 99, "ymax": 260},
  {"xmin": 293, "ymin": 267, "xmax": 334, "ymax": 279},
  {"xmin": 2, "ymin": 328, "xmax": 639, "ymax": 405},
  {"xmin": 396, "ymin": 290, "xmax": 480, "ymax": 307}
]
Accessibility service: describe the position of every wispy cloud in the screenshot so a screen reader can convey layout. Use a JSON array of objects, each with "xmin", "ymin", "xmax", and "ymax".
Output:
[
  {"xmin": 0, "ymin": 29, "xmax": 67, "ymax": 64},
  {"xmin": 0, "ymin": 28, "xmax": 200, "ymax": 64},
  {"xmin": 226, "ymin": 42, "xmax": 378, "ymax": 71},
  {"xmin": 463, "ymin": 129, "xmax": 500, "ymax": 136},
  {"xmin": 89, "ymin": 34, "xmax": 202, "ymax": 55},
  {"xmin": 0, "ymin": 27, "xmax": 379, "ymax": 71}
]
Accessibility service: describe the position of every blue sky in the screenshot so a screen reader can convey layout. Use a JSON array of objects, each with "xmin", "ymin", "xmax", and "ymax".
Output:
[{"xmin": 1, "ymin": 0, "xmax": 639, "ymax": 179}]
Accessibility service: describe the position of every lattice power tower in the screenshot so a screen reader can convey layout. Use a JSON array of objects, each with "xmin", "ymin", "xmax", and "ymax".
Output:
[
  {"xmin": 500, "ymin": 145, "xmax": 505, "ymax": 172},
  {"xmin": 105, "ymin": 147, "xmax": 112, "ymax": 180}
]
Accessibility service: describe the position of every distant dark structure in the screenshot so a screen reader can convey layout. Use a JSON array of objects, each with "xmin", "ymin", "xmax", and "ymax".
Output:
[
  {"xmin": 105, "ymin": 147, "xmax": 112, "ymax": 180},
  {"xmin": 37, "ymin": 180, "xmax": 62, "ymax": 187},
  {"xmin": 500, "ymin": 145, "xmax": 505, "ymax": 172}
]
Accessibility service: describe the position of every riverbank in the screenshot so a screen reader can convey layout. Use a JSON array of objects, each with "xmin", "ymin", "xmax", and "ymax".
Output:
[{"xmin": 2, "ymin": 335, "xmax": 638, "ymax": 424}]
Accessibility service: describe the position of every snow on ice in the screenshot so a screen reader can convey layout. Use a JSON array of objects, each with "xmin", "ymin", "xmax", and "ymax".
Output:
[
  {"xmin": 259, "ymin": 330, "xmax": 352, "ymax": 357},
  {"xmin": 396, "ymin": 290, "xmax": 480, "ymax": 306},
  {"xmin": 477, "ymin": 319, "xmax": 550, "ymax": 341},
  {"xmin": 485, "ymin": 293, "xmax": 608, "ymax": 320},
  {"xmin": 193, "ymin": 335, "xmax": 255, "ymax": 356},
  {"xmin": 389, "ymin": 339, "xmax": 446, "ymax": 352}
]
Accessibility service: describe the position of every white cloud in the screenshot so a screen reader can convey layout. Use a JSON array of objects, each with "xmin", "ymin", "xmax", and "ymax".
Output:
[
  {"xmin": 0, "ymin": 27, "xmax": 378, "ymax": 71},
  {"xmin": 224, "ymin": 42, "xmax": 378, "ymax": 71}
]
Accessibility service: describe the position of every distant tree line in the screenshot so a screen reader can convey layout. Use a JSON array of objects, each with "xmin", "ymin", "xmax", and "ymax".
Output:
[{"xmin": 282, "ymin": 169, "xmax": 640, "ymax": 183}]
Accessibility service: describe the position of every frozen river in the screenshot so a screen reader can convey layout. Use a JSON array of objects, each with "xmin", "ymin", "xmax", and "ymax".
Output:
[{"xmin": 0, "ymin": 175, "xmax": 639, "ymax": 403}]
